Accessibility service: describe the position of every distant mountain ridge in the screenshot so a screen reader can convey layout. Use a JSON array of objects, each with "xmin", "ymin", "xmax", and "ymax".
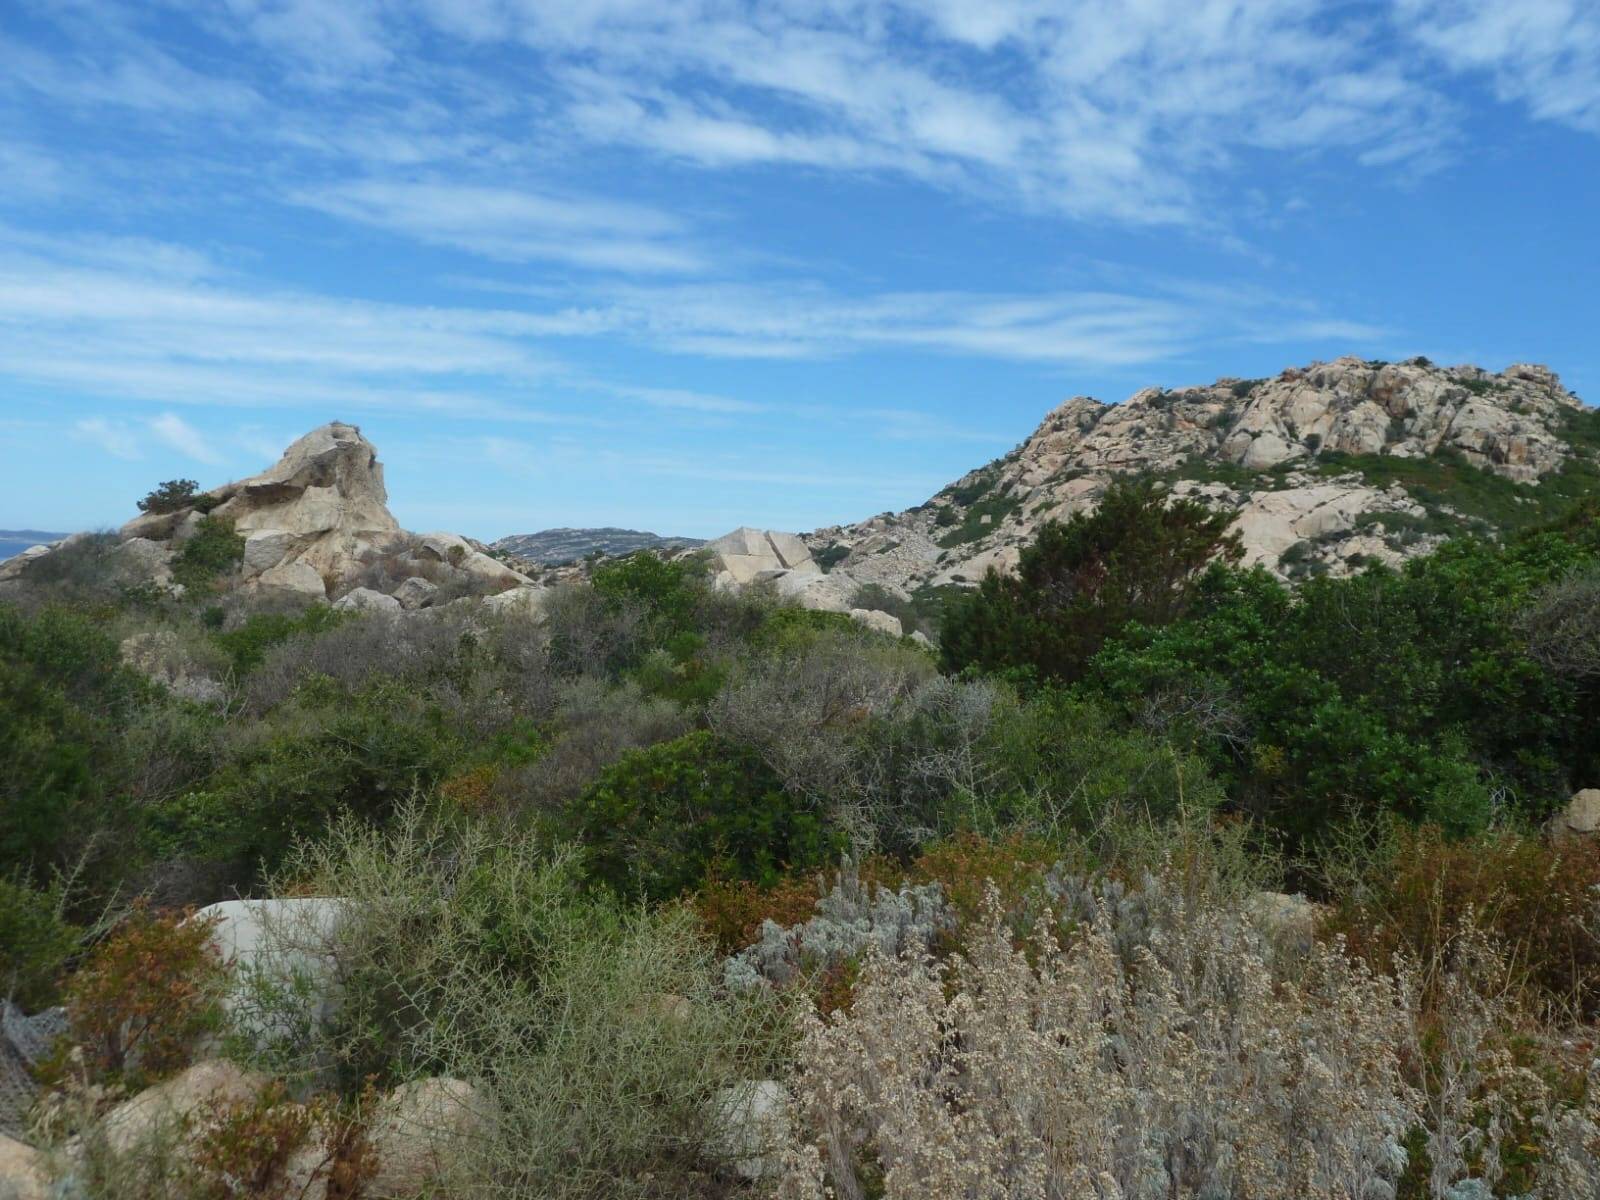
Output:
[
  {"xmin": 492, "ymin": 528, "xmax": 705, "ymax": 565},
  {"xmin": 804, "ymin": 356, "xmax": 1600, "ymax": 598}
]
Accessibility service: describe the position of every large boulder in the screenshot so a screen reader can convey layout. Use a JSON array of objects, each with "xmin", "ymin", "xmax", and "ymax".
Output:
[
  {"xmin": 1548, "ymin": 788, "xmax": 1600, "ymax": 839},
  {"xmin": 705, "ymin": 1080, "xmax": 791, "ymax": 1181},
  {"xmin": 241, "ymin": 528, "xmax": 298, "ymax": 576},
  {"xmin": 363, "ymin": 1078, "xmax": 493, "ymax": 1198},
  {"xmin": 207, "ymin": 422, "xmax": 401, "ymax": 591},
  {"xmin": 393, "ymin": 576, "xmax": 439, "ymax": 610},
  {"xmin": 334, "ymin": 587, "xmax": 401, "ymax": 614},
  {"xmin": 704, "ymin": 527, "xmax": 818, "ymax": 588},
  {"xmin": 192, "ymin": 899, "xmax": 349, "ymax": 1046},
  {"xmin": 482, "ymin": 585, "xmax": 551, "ymax": 619},
  {"xmin": 256, "ymin": 560, "xmax": 327, "ymax": 599},
  {"xmin": 95, "ymin": 1061, "xmax": 267, "ymax": 1159},
  {"xmin": 0, "ymin": 1134, "xmax": 48, "ymax": 1200}
]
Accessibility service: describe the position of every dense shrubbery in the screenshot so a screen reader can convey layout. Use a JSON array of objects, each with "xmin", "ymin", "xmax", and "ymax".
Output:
[
  {"xmin": 941, "ymin": 477, "xmax": 1241, "ymax": 681},
  {"xmin": 4, "ymin": 492, "xmax": 1600, "ymax": 1197}
]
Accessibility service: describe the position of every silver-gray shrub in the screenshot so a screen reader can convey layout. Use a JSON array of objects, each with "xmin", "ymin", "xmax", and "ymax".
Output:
[
  {"xmin": 724, "ymin": 863, "xmax": 951, "ymax": 992},
  {"xmin": 236, "ymin": 801, "xmax": 790, "ymax": 1198}
]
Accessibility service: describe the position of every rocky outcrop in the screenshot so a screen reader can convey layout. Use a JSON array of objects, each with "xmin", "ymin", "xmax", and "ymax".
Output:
[
  {"xmin": 8, "ymin": 422, "xmax": 549, "ymax": 613},
  {"xmin": 807, "ymin": 357, "xmax": 1594, "ymax": 592},
  {"xmin": 204, "ymin": 422, "xmax": 401, "ymax": 597},
  {"xmin": 703, "ymin": 527, "xmax": 818, "ymax": 588}
]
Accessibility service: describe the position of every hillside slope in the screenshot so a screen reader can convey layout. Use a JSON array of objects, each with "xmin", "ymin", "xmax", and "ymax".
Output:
[{"xmin": 806, "ymin": 356, "xmax": 1600, "ymax": 596}]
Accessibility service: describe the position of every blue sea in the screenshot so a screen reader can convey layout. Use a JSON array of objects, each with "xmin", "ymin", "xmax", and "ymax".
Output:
[{"xmin": 0, "ymin": 534, "xmax": 63, "ymax": 561}]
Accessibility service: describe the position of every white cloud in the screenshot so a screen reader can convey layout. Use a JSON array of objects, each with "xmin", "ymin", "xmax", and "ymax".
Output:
[
  {"xmin": 1399, "ymin": 0, "xmax": 1600, "ymax": 133},
  {"xmin": 71, "ymin": 417, "xmax": 142, "ymax": 460},
  {"xmin": 148, "ymin": 412, "xmax": 224, "ymax": 464},
  {"xmin": 291, "ymin": 180, "xmax": 705, "ymax": 272}
]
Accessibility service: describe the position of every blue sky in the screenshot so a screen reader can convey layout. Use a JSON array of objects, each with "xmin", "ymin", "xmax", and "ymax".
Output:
[{"xmin": 2, "ymin": 1, "xmax": 1598, "ymax": 539}]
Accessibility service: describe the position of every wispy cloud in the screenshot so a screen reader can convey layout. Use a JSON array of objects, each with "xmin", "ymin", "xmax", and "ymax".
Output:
[
  {"xmin": 71, "ymin": 417, "xmax": 143, "ymax": 460},
  {"xmin": 1399, "ymin": 0, "xmax": 1600, "ymax": 134},
  {"xmin": 0, "ymin": 227, "xmax": 1387, "ymax": 428},
  {"xmin": 148, "ymin": 412, "xmax": 224, "ymax": 464},
  {"xmin": 291, "ymin": 180, "xmax": 708, "ymax": 273}
]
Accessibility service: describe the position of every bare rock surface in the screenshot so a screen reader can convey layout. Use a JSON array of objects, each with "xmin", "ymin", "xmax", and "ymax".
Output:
[
  {"xmin": 0, "ymin": 1134, "xmax": 48, "ymax": 1200},
  {"xmin": 805, "ymin": 356, "xmax": 1593, "ymax": 594}
]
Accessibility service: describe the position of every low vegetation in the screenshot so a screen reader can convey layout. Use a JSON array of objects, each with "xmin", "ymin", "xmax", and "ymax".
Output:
[{"xmin": 2, "ymin": 475, "xmax": 1598, "ymax": 1197}]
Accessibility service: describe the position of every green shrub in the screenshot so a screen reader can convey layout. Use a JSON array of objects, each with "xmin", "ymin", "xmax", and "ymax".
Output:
[
  {"xmin": 147, "ymin": 680, "xmax": 464, "ymax": 884},
  {"xmin": 212, "ymin": 605, "xmax": 345, "ymax": 677},
  {"xmin": 0, "ymin": 605, "xmax": 150, "ymax": 878},
  {"xmin": 941, "ymin": 477, "xmax": 1242, "ymax": 683},
  {"xmin": 170, "ymin": 516, "xmax": 245, "ymax": 595},
  {"xmin": 1088, "ymin": 525, "xmax": 1600, "ymax": 841},
  {"xmin": 569, "ymin": 730, "xmax": 842, "ymax": 900},
  {"xmin": 246, "ymin": 804, "xmax": 790, "ymax": 1196},
  {"xmin": 0, "ymin": 876, "xmax": 80, "ymax": 1009},
  {"xmin": 136, "ymin": 479, "xmax": 201, "ymax": 515}
]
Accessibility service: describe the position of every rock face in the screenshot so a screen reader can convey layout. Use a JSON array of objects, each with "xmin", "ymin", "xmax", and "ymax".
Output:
[
  {"xmin": 7, "ymin": 421, "xmax": 548, "ymax": 612},
  {"xmin": 703, "ymin": 527, "xmax": 819, "ymax": 587},
  {"xmin": 806, "ymin": 357, "xmax": 1595, "ymax": 594},
  {"xmin": 207, "ymin": 421, "xmax": 402, "ymax": 597}
]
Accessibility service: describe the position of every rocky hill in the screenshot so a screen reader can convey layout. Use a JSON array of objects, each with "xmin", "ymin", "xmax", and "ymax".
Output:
[
  {"xmin": 805, "ymin": 356, "xmax": 1600, "ymax": 598},
  {"xmin": 493, "ymin": 528, "xmax": 704, "ymax": 565}
]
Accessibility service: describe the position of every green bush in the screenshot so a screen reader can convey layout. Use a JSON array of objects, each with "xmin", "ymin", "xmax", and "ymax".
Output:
[
  {"xmin": 147, "ymin": 680, "xmax": 464, "ymax": 884},
  {"xmin": 0, "ymin": 876, "xmax": 80, "ymax": 1009},
  {"xmin": 170, "ymin": 516, "xmax": 245, "ymax": 594},
  {"xmin": 0, "ymin": 605, "xmax": 150, "ymax": 878},
  {"xmin": 569, "ymin": 730, "xmax": 842, "ymax": 900},
  {"xmin": 941, "ymin": 477, "xmax": 1242, "ymax": 683},
  {"xmin": 213, "ymin": 605, "xmax": 345, "ymax": 677},
  {"xmin": 1088, "ymin": 524, "xmax": 1600, "ymax": 841},
  {"xmin": 136, "ymin": 479, "xmax": 201, "ymax": 515},
  {"xmin": 245, "ymin": 804, "xmax": 790, "ymax": 1196}
]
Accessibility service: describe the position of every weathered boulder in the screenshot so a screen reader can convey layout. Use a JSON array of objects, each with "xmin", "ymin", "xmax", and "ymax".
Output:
[
  {"xmin": 241, "ymin": 528, "xmax": 298, "ymax": 576},
  {"xmin": 393, "ymin": 576, "xmax": 438, "ymax": 610},
  {"xmin": 482, "ymin": 585, "xmax": 550, "ymax": 619},
  {"xmin": 1548, "ymin": 788, "xmax": 1600, "ymax": 839},
  {"xmin": 766, "ymin": 569, "xmax": 858, "ymax": 613},
  {"xmin": 416, "ymin": 532, "xmax": 473, "ymax": 564},
  {"xmin": 192, "ymin": 899, "xmax": 349, "ymax": 1046},
  {"xmin": 208, "ymin": 422, "xmax": 401, "ymax": 591},
  {"xmin": 849, "ymin": 608, "xmax": 903, "ymax": 638},
  {"xmin": 364, "ymin": 1078, "xmax": 492, "ymax": 1198},
  {"xmin": 256, "ymin": 560, "xmax": 327, "ymax": 599},
  {"xmin": 0, "ymin": 1134, "xmax": 48, "ymax": 1200},
  {"xmin": 96, "ymin": 1061, "xmax": 267, "ymax": 1159},
  {"xmin": 334, "ymin": 587, "xmax": 402, "ymax": 614},
  {"xmin": 705, "ymin": 1080, "xmax": 791, "ymax": 1181},
  {"xmin": 0, "ymin": 544, "xmax": 56, "ymax": 583},
  {"xmin": 704, "ymin": 527, "xmax": 818, "ymax": 587},
  {"xmin": 458, "ymin": 551, "xmax": 531, "ymax": 591},
  {"xmin": 119, "ymin": 631, "xmax": 227, "ymax": 706}
]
